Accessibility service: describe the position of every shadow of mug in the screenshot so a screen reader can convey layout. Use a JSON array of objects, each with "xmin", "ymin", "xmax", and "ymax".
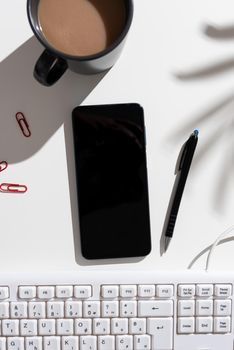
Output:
[{"xmin": 0, "ymin": 37, "xmax": 106, "ymax": 164}]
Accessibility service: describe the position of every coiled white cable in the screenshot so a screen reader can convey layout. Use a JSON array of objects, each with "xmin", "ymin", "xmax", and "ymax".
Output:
[
  {"xmin": 188, "ymin": 225, "xmax": 234, "ymax": 270},
  {"xmin": 205, "ymin": 225, "xmax": 234, "ymax": 271}
]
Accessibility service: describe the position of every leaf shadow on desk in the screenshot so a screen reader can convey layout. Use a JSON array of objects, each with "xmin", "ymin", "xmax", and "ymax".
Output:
[
  {"xmin": 0, "ymin": 36, "xmax": 106, "ymax": 163},
  {"xmin": 169, "ymin": 22, "xmax": 234, "ymax": 212},
  {"xmin": 204, "ymin": 23, "xmax": 234, "ymax": 41},
  {"xmin": 175, "ymin": 24, "xmax": 234, "ymax": 80},
  {"xmin": 160, "ymin": 23, "xmax": 234, "ymax": 255}
]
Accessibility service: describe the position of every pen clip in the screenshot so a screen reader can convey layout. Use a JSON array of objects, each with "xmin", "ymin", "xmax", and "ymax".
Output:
[{"xmin": 175, "ymin": 141, "xmax": 188, "ymax": 174}]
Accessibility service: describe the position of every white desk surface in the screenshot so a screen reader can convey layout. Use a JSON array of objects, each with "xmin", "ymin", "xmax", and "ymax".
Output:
[{"xmin": 0, "ymin": 0, "xmax": 234, "ymax": 273}]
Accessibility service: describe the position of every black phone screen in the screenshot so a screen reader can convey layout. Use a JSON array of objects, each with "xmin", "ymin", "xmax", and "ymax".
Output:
[{"xmin": 72, "ymin": 104, "xmax": 151, "ymax": 259}]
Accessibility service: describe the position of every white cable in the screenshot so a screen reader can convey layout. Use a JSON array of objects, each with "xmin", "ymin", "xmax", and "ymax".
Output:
[
  {"xmin": 205, "ymin": 225, "xmax": 234, "ymax": 271},
  {"xmin": 187, "ymin": 237, "xmax": 234, "ymax": 270}
]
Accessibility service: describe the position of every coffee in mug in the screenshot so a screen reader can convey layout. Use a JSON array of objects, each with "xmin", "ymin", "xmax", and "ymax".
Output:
[
  {"xmin": 38, "ymin": 0, "xmax": 126, "ymax": 56},
  {"xmin": 27, "ymin": 0, "xmax": 134, "ymax": 86}
]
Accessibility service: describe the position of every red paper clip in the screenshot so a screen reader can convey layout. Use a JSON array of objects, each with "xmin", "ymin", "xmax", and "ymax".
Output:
[
  {"xmin": 0, "ymin": 161, "xmax": 8, "ymax": 173},
  {"xmin": 0, "ymin": 183, "xmax": 27, "ymax": 193},
  {"xmin": 15, "ymin": 112, "xmax": 31, "ymax": 137}
]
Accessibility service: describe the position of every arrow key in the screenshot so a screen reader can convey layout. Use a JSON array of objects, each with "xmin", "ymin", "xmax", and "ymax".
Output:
[{"xmin": 138, "ymin": 300, "xmax": 173, "ymax": 317}]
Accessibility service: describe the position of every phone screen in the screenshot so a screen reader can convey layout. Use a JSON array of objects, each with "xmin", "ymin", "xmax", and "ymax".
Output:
[{"xmin": 72, "ymin": 104, "xmax": 151, "ymax": 259}]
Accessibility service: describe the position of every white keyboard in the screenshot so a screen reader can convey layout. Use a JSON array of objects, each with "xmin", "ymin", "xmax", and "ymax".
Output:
[{"xmin": 0, "ymin": 270, "xmax": 233, "ymax": 350}]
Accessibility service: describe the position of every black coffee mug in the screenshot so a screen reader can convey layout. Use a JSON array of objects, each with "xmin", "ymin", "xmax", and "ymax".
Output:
[{"xmin": 27, "ymin": 0, "xmax": 134, "ymax": 86}]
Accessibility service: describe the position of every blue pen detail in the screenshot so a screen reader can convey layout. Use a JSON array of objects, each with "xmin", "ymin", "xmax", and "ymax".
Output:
[{"xmin": 193, "ymin": 129, "xmax": 199, "ymax": 136}]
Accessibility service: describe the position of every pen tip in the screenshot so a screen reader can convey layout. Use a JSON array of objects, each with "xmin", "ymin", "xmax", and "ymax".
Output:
[
  {"xmin": 164, "ymin": 236, "xmax": 171, "ymax": 252},
  {"xmin": 193, "ymin": 129, "xmax": 199, "ymax": 136}
]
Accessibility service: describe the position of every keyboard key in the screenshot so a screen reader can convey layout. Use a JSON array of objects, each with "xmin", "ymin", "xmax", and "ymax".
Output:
[
  {"xmin": 37, "ymin": 287, "xmax": 55, "ymax": 299},
  {"xmin": 111, "ymin": 318, "xmax": 128, "ymax": 334},
  {"xmin": 178, "ymin": 317, "xmax": 195, "ymax": 334},
  {"xmin": 101, "ymin": 286, "xmax": 119, "ymax": 299},
  {"xmin": 196, "ymin": 317, "xmax": 213, "ymax": 333},
  {"xmin": 20, "ymin": 320, "xmax": 37, "ymax": 336},
  {"xmin": 10, "ymin": 302, "xmax": 27, "ymax": 318},
  {"xmin": 138, "ymin": 285, "xmax": 155, "ymax": 298},
  {"xmin": 83, "ymin": 301, "xmax": 100, "ymax": 318},
  {"xmin": 18, "ymin": 286, "xmax": 36, "ymax": 299},
  {"xmin": 138, "ymin": 300, "xmax": 173, "ymax": 317},
  {"xmin": 214, "ymin": 284, "xmax": 232, "ymax": 297},
  {"xmin": 120, "ymin": 300, "xmax": 137, "ymax": 317},
  {"xmin": 74, "ymin": 286, "xmax": 92, "ymax": 299},
  {"xmin": 97, "ymin": 335, "xmax": 115, "ymax": 350},
  {"xmin": 44, "ymin": 336, "xmax": 60, "ymax": 350},
  {"xmin": 0, "ymin": 338, "xmax": 6, "ymax": 350},
  {"xmin": 0, "ymin": 287, "xmax": 9, "ymax": 300},
  {"xmin": 93, "ymin": 318, "xmax": 110, "ymax": 335},
  {"xmin": 178, "ymin": 285, "xmax": 195, "ymax": 298},
  {"xmin": 214, "ymin": 299, "xmax": 231, "ymax": 316},
  {"xmin": 38, "ymin": 319, "xmax": 55, "ymax": 335},
  {"xmin": 119, "ymin": 285, "xmax": 137, "ymax": 298},
  {"xmin": 116, "ymin": 335, "xmax": 133, "ymax": 350},
  {"xmin": 61, "ymin": 336, "xmax": 79, "ymax": 350},
  {"xmin": 196, "ymin": 299, "xmax": 213, "ymax": 316},
  {"xmin": 75, "ymin": 318, "xmax": 92, "ymax": 335},
  {"xmin": 134, "ymin": 335, "xmax": 151, "ymax": 350},
  {"xmin": 2, "ymin": 320, "xmax": 19, "ymax": 336},
  {"xmin": 0, "ymin": 302, "xmax": 9, "ymax": 318},
  {"xmin": 57, "ymin": 319, "xmax": 74, "ymax": 335},
  {"xmin": 47, "ymin": 301, "xmax": 64, "ymax": 318},
  {"xmin": 156, "ymin": 285, "xmax": 174, "ymax": 298},
  {"xmin": 65, "ymin": 301, "xmax": 82, "ymax": 318},
  {"xmin": 214, "ymin": 316, "xmax": 231, "ymax": 333},
  {"xmin": 129, "ymin": 318, "xmax": 146, "ymax": 334},
  {"xmin": 28, "ymin": 302, "xmax": 45, "ymax": 319},
  {"xmin": 147, "ymin": 317, "xmax": 173, "ymax": 349},
  {"xmin": 56, "ymin": 286, "xmax": 73, "ymax": 299},
  {"xmin": 196, "ymin": 284, "xmax": 213, "ymax": 297},
  {"xmin": 25, "ymin": 337, "xmax": 42, "ymax": 350},
  {"xmin": 7, "ymin": 337, "xmax": 24, "ymax": 350},
  {"xmin": 101, "ymin": 301, "xmax": 119, "ymax": 317},
  {"xmin": 80, "ymin": 336, "xmax": 97, "ymax": 350},
  {"xmin": 178, "ymin": 300, "xmax": 195, "ymax": 316}
]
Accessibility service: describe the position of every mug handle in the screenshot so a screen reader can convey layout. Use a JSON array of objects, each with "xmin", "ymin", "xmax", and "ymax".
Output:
[{"xmin": 34, "ymin": 49, "xmax": 68, "ymax": 86}]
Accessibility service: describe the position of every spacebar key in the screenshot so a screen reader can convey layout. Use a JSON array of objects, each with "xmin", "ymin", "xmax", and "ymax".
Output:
[{"xmin": 147, "ymin": 317, "xmax": 173, "ymax": 350}]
